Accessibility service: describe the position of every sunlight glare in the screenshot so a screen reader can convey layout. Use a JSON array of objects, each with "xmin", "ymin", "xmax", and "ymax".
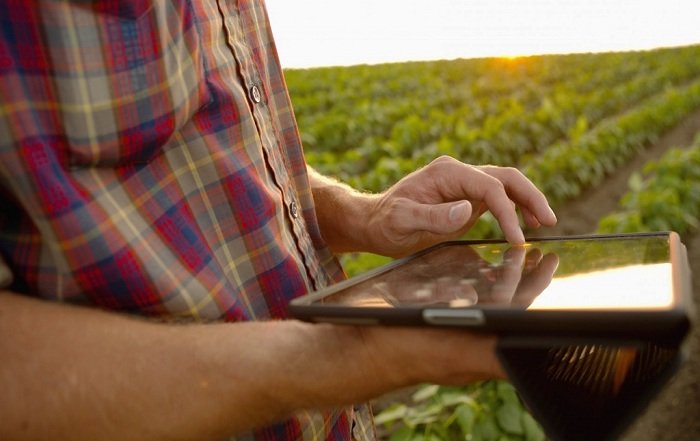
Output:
[
  {"xmin": 528, "ymin": 264, "xmax": 674, "ymax": 310},
  {"xmin": 265, "ymin": 0, "xmax": 700, "ymax": 68}
]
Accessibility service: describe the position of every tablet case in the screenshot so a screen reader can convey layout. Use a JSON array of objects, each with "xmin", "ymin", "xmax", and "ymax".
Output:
[{"xmin": 496, "ymin": 336, "xmax": 684, "ymax": 441}]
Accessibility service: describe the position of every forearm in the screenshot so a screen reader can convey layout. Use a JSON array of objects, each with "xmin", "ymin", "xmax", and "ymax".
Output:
[
  {"xmin": 0, "ymin": 292, "xmax": 391, "ymax": 440},
  {"xmin": 307, "ymin": 166, "xmax": 377, "ymax": 254}
]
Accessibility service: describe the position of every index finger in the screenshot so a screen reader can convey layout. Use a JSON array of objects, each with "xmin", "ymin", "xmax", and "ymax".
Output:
[
  {"xmin": 450, "ymin": 165, "xmax": 526, "ymax": 244},
  {"xmin": 479, "ymin": 166, "xmax": 557, "ymax": 228}
]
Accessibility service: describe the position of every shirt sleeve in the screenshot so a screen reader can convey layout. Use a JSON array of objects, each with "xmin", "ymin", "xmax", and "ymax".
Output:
[{"xmin": 0, "ymin": 254, "xmax": 13, "ymax": 290}]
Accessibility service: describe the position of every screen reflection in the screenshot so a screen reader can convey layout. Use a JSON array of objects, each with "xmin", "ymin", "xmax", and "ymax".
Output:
[
  {"xmin": 530, "ymin": 263, "xmax": 673, "ymax": 310},
  {"xmin": 323, "ymin": 236, "xmax": 674, "ymax": 311}
]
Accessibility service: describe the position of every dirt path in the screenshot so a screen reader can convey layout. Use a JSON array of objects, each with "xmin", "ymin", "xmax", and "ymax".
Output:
[
  {"xmin": 528, "ymin": 107, "xmax": 700, "ymax": 237},
  {"xmin": 529, "ymin": 108, "xmax": 700, "ymax": 441}
]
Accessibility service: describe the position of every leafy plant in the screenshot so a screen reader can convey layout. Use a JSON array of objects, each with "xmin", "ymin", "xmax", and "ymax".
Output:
[
  {"xmin": 598, "ymin": 133, "xmax": 700, "ymax": 235},
  {"xmin": 374, "ymin": 382, "xmax": 545, "ymax": 441},
  {"xmin": 523, "ymin": 79, "xmax": 700, "ymax": 207}
]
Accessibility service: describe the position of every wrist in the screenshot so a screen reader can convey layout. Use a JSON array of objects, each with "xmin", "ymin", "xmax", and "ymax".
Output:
[
  {"xmin": 312, "ymin": 324, "xmax": 416, "ymax": 398},
  {"xmin": 277, "ymin": 321, "xmax": 408, "ymax": 408},
  {"xmin": 309, "ymin": 170, "xmax": 378, "ymax": 254}
]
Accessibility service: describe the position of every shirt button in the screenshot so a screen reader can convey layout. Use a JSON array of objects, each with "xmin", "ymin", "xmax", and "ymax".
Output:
[
  {"xmin": 250, "ymin": 85, "xmax": 262, "ymax": 103},
  {"xmin": 290, "ymin": 201, "xmax": 299, "ymax": 219}
]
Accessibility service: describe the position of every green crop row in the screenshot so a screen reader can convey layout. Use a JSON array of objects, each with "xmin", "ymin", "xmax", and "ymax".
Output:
[
  {"xmin": 597, "ymin": 132, "xmax": 700, "ymax": 235},
  {"xmin": 523, "ymin": 79, "xmax": 700, "ymax": 207},
  {"xmin": 350, "ymin": 70, "xmax": 700, "ymax": 194},
  {"xmin": 288, "ymin": 46, "xmax": 700, "ymax": 125},
  {"xmin": 291, "ymin": 46, "xmax": 700, "ymax": 194}
]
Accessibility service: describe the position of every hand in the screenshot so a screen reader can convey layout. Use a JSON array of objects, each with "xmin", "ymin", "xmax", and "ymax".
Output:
[
  {"xmin": 364, "ymin": 156, "xmax": 557, "ymax": 257},
  {"xmin": 351, "ymin": 325, "xmax": 505, "ymax": 387}
]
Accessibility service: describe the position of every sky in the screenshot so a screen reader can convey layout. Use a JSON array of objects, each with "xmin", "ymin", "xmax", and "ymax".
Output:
[{"xmin": 265, "ymin": 0, "xmax": 700, "ymax": 68}]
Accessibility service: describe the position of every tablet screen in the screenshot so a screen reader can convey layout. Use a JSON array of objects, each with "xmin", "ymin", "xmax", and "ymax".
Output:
[{"xmin": 320, "ymin": 235, "xmax": 675, "ymax": 311}]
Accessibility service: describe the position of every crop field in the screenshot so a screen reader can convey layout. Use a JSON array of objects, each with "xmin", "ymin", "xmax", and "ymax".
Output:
[{"xmin": 285, "ymin": 44, "xmax": 700, "ymax": 441}]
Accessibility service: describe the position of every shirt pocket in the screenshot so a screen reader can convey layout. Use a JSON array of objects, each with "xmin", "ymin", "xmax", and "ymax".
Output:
[{"xmin": 49, "ymin": 0, "xmax": 210, "ymax": 167}]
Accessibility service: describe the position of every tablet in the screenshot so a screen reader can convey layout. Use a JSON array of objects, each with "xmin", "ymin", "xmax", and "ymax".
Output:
[
  {"xmin": 289, "ymin": 232, "xmax": 692, "ymax": 344},
  {"xmin": 290, "ymin": 232, "xmax": 693, "ymax": 441}
]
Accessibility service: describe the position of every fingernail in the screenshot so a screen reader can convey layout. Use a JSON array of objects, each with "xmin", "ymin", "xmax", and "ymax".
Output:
[
  {"xmin": 449, "ymin": 201, "xmax": 469, "ymax": 223},
  {"xmin": 514, "ymin": 229, "xmax": 525, "ymax": 245}
]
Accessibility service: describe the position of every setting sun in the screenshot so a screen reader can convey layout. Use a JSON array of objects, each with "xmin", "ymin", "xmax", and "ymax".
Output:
[{"xmin": 266, "ymin": 0, "xmax": 700, "ymax": 68}]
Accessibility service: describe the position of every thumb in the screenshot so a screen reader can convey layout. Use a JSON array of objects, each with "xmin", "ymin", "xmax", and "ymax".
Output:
[{"xmin": 401, "ymin": 200, "xmax": 472, "ymax": 235}]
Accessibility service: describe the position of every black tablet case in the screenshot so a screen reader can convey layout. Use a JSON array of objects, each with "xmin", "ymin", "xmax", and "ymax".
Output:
[{"xmin": 497, "ymin": 336, "xmax": 684, "ymax": 441}]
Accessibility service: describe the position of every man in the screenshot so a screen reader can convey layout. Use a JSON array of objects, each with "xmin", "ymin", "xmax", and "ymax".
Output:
[{"xmin": 0, "ymin": 1, "xmax": 557, "ymax": 440}]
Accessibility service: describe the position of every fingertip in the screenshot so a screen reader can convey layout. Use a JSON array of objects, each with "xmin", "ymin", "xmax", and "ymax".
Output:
[
  {"xmin": 509, "ymin": 228, "xmax": 526, "ymax": 246},
  {"xmin": 544, "ymin": 206, "xmax": 558, "ymax": 226},
  {"xmin": 542, "ymin": 252, "xmax": 560, "ymax": 272},
  {"xmin": 525, "ymin": 247, "xmax": 544, "ymax": 264}
]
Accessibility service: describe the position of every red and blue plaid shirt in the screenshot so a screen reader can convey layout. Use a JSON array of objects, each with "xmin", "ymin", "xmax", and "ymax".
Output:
[{"xmin": 0, "ymin": 0, "xmax": 373, "ymax": 439}]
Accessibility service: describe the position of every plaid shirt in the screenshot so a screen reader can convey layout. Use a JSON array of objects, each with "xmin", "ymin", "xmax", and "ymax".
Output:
[{"xmin": 0, "ymin": 0, "xmax": 374, "ymax": 439}]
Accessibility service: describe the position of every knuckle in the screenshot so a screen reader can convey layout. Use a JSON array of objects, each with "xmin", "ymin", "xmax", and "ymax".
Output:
[
  {"xmin": 389, "ymin": 197, "xmax": 409, "ymax": 211},
  {"xmin": 482, "ymin": 165, "xmax": 521, "ymax": 178},
  {"xmin": 429, "ymin": 155, "xmax": 459, "ymax": 171},
  {"xmin": 484, "ymin": 175, "xmax": 505, "ymax": 193},
  {"xmin": 426, "ymin": 156, "xmax": 472, "ymax": 181},
  {"xmin": 428, "ymin": 206, "xmax": 442, "ymax": 226},
  {"xmin": 483, "ymin": 180, "xmax": 508, "ymax": 206},
  {"xmin": 387, "ymin": 197, "xmax": 411, "ymax": 221},
  {"xmin": 503, "ymin": 166, "xmax": 523, "ymax": 177}
]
